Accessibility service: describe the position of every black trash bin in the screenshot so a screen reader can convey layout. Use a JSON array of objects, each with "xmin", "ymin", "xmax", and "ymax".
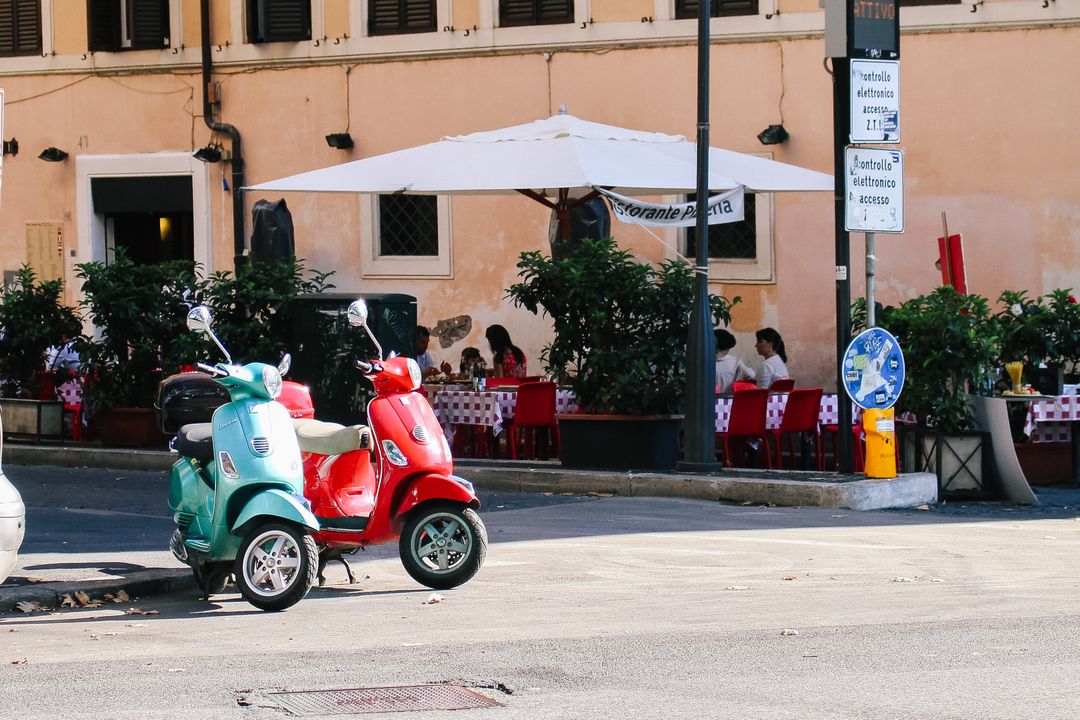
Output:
[{"xmin": 289, "ymin": 293, "xmax": 416, "ymax": 425}]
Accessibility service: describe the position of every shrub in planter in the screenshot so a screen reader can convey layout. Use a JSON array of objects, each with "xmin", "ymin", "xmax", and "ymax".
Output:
[
  {"xmin": 74, "ymin": 249, "xmax": 211, "ymax": 412},
  {"xmin": 202, "ymin": 260, "xmax": 335, "ymax": 363},
  {"xmin": 0, "ymin": 266, "xmax": 82, "ymax": 399}
]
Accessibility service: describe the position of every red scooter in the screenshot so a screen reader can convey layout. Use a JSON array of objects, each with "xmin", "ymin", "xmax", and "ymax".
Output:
[{"xmin": 282, "ymin": 299, "xmax": 487, "ymax": 590}]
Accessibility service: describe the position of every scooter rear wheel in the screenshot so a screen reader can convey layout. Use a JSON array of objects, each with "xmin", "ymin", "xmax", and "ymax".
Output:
[
  {"xmin": 234, "ymin": 523, "xmax": 318, "ymax": 611},
  {"xmin": 399, "ymin": 504, "xmax": 487, "ymax": 590}
]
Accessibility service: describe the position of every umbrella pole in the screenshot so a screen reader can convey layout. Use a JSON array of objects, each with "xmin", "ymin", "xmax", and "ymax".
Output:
[{"xmin": 678, "ymin": 0, "xmax": 721, "ymax": 471}]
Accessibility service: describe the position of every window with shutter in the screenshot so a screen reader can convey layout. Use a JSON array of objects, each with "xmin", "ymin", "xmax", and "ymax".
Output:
[
  {"xmin": 87, "ymin": 0, "xmax": 169, "ymax": 52},
  {"xmin": 674, "ymin": 0, "xmax": 758, "ymax": 19},
  {"xmin": 685, "ymin": 193, "xmax": 758, "ymax": 261},
  {"xmin": 247, "ymin": 0, "xmax": 311, "ymax": 43},
  {"xmin": 369, "ymin": 0, "xmax": 436, "ymax": 36},
  {"xmin": 0, "ymin": 0, "xmax": 41, "ymax": 56},
  {"xmin": 499, "ymin": 0, "xmax": 573, "ymax": 27}
]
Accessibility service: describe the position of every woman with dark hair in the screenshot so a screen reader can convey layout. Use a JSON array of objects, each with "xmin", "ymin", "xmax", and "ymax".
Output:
[
  {"xmin": 714, "ymin": 328, "xmax": 755, "ymax": 394},
  {"xmin": 485, "ymin": 325, "xmax": 527, "ymax": 378},
  {"xmin": 754, "ymin": 327, "xmax": 789, "ymax": 389}
]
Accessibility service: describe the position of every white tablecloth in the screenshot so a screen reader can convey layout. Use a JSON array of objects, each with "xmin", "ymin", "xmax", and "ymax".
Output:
[{"xmin": 433, "ymin": 389, "xmax": 578, "ymax": 437}]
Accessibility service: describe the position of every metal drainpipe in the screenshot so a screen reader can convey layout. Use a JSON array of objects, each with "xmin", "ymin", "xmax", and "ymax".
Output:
[{"xmin": 200, "ymin": 0, "xmax": 246, "ymax": 273}]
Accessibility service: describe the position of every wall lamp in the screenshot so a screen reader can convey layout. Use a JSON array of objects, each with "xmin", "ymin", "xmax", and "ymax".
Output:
[
  {"xmin": 325, "ymin": 132, "xmax": 354, "ymax": 150},
  {"xmin": 2, "ymin": 139, "xmax": 17, "ymax": 156},
  {"xmin": 756, "ymin": 124, "xmax": 789, "ymax": 145},
  {"xmin": 193, "ymin": 144, "xmax": 223, "ymax": 163},
  {"xmin": 38, "ymin": 146, "xmax": 68, "ymax": 162}
]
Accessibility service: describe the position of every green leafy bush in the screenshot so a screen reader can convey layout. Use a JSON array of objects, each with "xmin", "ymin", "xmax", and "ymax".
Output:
[
  {"xmin": 507, "ymin": 236, "xmax": 740, "ymax": 416},
  {"xmin": 0, "ymin": 266, "xmax": 82, "ymax": 398}
]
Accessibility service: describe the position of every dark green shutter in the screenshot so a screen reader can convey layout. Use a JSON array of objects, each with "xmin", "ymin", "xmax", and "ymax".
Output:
[
  {"xmin": 500, "ymin": 0, "xmax": 572, "ymax": 26},
  {"xmin": 369, "ymin": 0, "xmax": 435, "ymax": 36},
  {"xmin": 0, "ymin": 0, "xmax": 41, "ymax": 56},
  {"xmin": 130, "ymin": 0, "xmax": 169, "ymax": 49},
  {"xmin": 87, "ymin": 0, "xmax": 120, "ymax": 52},
  {"xmin": 675, "ymin": 0, "xmax": 758, "ymax": 18},
  {"xmin": 248, "ymin": 0, "xmax": 311, "ymax": 43}
]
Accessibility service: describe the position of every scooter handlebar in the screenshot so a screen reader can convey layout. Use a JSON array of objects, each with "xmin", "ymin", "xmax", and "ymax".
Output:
[
  {"xmin": 197, "ymin": 362, "xmax": 227, "ymax": 377},
  {"xmin": 356, "ymin": 360, "xmax": 375, "ymax": 374}
]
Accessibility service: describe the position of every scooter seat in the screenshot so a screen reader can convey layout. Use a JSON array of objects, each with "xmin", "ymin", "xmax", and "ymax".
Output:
[
  {"xmin": 177, "ymin": 423, "xmax": 214, "ymax": 467},
  {"xmin": 293, "ymin": 419, "xmax": 373, "ymax": 457}
]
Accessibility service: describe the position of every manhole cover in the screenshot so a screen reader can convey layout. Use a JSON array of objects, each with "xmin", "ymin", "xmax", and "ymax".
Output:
[{"xmin": 267, "ymin": 685, "xmax": 503, "ymax": 716}]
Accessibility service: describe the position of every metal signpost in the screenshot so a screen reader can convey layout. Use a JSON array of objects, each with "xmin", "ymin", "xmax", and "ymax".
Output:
[{"xmin": 826, "ymin": 0, "xmax": 901, "ymax": 472}]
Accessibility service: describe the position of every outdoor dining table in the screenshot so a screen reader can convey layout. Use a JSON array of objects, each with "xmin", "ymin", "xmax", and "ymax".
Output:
[
  {"xmin": 1020, "ymin": 392, "xmax": 1080, "ymax": 485},
  {"xmin": 430, "ymin": 386, "xmax": 578, "ymax": 438},
  {"xmin": 713, "ymin": 391, "xmax": 859, "ymax": 434}
]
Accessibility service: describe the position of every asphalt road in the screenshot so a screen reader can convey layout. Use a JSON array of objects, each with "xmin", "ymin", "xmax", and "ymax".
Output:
[{"xmin": 2, "ymin": 465, "xmax": 1079, "ymax": 720}]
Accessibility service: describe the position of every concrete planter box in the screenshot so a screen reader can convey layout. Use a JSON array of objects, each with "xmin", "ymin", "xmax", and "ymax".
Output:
[
  {"xmin": 557, "ymin": 414, "xmax": 683, "ymax": 471},
  {"xmin": 902, "ymin": 429, "xmax": 989, "ymax": 499},
  {"xmin": 0, "ymin": 398, "xmax": 63, "ymax": 441}
]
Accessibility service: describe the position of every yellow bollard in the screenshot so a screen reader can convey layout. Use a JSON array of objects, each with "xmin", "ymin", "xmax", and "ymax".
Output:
[{"xmin": 862, "ymin": 408, "xmax": 897, "ymax": 479}]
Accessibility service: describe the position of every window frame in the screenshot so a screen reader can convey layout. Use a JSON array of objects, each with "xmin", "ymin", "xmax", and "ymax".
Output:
[
  {"xmin": 359, "ymin": 194, "xmax": 453, "ymax": 278},
  {"xmin": 679, "ymin": 190, "xmax": 775, "ymax": 283}
]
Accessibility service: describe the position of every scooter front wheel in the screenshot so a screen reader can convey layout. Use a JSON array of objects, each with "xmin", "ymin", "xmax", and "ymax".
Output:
[
  {"xmin": 399, "ymin": 504, "xmax": 487, "ymax": 590},
  {"xmin": 234, "ymin": 523, "xmax": 318, "ymax": 611}
]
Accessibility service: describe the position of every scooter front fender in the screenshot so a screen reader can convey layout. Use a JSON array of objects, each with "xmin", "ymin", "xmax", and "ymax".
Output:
[
  {"xmin": 232, "ymin": 488, "xmax": 319, "ymax": 536},
  {"xmin": 394, "ymin": 474, "xmax": 480, "ymax": 519}
]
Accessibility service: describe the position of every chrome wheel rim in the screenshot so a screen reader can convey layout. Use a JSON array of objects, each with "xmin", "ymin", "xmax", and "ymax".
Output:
[
  {"xmin": 409, "ymin": 511, "xmax": 473, "ymax": 575},
  {"xmin": 241, "ymin": 529, "xmax": 303, "ymax": 597}
]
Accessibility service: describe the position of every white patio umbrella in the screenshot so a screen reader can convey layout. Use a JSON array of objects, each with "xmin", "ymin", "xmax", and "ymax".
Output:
[{"xmin": 247, "ymin": 113, "xmax": 832, "ymax": 199}]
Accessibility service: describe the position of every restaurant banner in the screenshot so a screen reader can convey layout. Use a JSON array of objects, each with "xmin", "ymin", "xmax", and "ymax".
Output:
[{"xmin": 597, "ymin": 186, "xmax": 744, "ymax": 228}]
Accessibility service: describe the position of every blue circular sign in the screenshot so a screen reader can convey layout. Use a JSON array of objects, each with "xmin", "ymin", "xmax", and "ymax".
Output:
[{"xmin": 842, "ymin": 327, "xmax": 905, "ymax": 411}]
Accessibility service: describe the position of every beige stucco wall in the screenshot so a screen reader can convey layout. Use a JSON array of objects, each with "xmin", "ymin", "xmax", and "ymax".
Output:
[{"xmin": 2, "ymin": 5, "xmax": 1078, "ymax": 390}]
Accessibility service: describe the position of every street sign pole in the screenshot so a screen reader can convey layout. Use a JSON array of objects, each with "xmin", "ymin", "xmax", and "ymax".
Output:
[
  {"xmin": 832, "ymin": 55, "xmax": 854, "ymax": 473},
  {"xmin": 866, "ymin": 232, "xmax": 875, "ymax": 327}
]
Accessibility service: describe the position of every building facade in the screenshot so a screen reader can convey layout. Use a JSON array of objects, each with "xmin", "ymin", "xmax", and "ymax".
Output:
[{"xmin": 0, "ymin": 0, "xmax": 1076, "ymax": 388}]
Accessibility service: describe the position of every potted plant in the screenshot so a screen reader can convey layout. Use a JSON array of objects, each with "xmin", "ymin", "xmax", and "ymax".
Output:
[
  {"xmin": 507, "ymin": 236, "xmax": 739, "ymax": 470},
  {"xmin": 0, "ymin": 266, "xmax": 82, "ymax": 439},
  {"xmin": 993, "ymin": 290, "xmax": 1061, "ymax": 395},
  {"xmin": 74, "ymin": 249, "xmax": 209, "ymax": 446},
  {"xmin": 878, "ymin": 286, "xmax": 997, "ymax": 497}
]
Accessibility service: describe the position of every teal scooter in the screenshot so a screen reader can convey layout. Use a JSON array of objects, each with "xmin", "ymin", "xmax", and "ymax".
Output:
[{"xmin": 167, "ymin": 306, "xmax": 319, "ymax": 611}]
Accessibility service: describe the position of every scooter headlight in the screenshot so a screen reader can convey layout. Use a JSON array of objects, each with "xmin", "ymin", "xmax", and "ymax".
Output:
[
  {"xmin": 262, "ymin": 366, "xmax": 283, "ymax": 399},
  {"xmin": 406, "ymin": 358, "xmax": 422, "ymax": 390}
]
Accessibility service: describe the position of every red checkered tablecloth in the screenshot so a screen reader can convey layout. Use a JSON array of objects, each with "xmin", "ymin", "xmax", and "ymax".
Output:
[
  {"xmin": 433, "ymin": 389, "xmax": 578, "ymax": 437},
  {"xmin": 714, "ymin": 392, "xmax": 860, "ymax": 434},
  {"xmin": 1024, "ymin": 395, "xmax": 1080, "ymax": 442}
]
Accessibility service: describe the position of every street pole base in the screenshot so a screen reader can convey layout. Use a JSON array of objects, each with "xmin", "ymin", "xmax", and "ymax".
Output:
[{"xmin": 676, "ymin": 460, "xmax": 724, "ymax": 473}]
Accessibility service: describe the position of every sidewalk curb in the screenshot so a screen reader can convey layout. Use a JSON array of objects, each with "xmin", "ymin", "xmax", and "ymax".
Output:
[{"xmin": 0, "ymin": 569, "xmax": 194, "ymax": 615}]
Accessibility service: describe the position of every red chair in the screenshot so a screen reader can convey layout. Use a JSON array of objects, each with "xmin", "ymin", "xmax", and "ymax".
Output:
[
  {"xmin": 716, "ymin": 388, "xmax": 771, "ymax": 468},
  {"xmin": 769, "ymin": 378, "xmax": 795, "ymax": 392},
  {"xmin": 769, "ymin": 387, "xmax": 823, "ymax": 470},
  {"xmin": 487, "ymin": 377, "xmax": 521, "ymax": 388},
  {"xmin": 509, "ymin": 381, "xmax": 559, "ymax": 460},
  {"xmin": 731, "ymin": 380, "xmax": 758, "ymax": 393},
  {"xmin": 819, "ymin": 423, "xmax": 864, "ymax": 472}
]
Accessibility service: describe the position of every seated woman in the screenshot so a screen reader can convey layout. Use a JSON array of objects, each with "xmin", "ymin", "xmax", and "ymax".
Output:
[
  {"xmin": 485, "ymin": 325, "xmax": 527, "ymax": 378},
  {"xmin": 754, "ymin": 327, "xmax": 790, "ymax": 389},
  {"xmin": 714, "ymin": 328, "xmax": 756, "ymax": 394}
]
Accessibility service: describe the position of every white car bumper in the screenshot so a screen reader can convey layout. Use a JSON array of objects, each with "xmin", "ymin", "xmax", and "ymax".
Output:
[{"xmin": 0, "ymin": 471, "xmax": 25, "ymax": 584}]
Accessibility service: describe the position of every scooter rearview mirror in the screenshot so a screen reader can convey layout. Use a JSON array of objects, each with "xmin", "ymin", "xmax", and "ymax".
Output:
[
  {"xmin": 347, "ymin": 299, "xmax": 369, "ymax": 328},
  {"xmin": 278, "ymin": 353, "xmax": 291, "ymax": 377},
  {"xmin": 186, "ymin": 306, "xmax": 213, "ymax": 333}
]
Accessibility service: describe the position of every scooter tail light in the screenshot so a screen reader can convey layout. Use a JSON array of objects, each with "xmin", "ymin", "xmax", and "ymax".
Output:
[
  {"xmin": 381, "ymin": 439, "xmax": 409, "ymax": 467},
  {"xmin": 219, "ymin": 451, "xmax": 240, "ymax": 478}
]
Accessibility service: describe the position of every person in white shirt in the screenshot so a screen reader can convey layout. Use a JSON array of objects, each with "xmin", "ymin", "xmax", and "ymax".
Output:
[
  {"xmin": 754, "ymin": 327, "xmax": 790, "ymax": 389},
  {"xmin": 714, "ymin": 328, "xmax": 755, "ymax": 394}
]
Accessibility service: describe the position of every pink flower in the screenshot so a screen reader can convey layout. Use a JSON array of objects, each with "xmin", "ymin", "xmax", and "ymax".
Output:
[{"xmin": 1068, "ymin": 295, "xmax": 1077, "ymax": 304}]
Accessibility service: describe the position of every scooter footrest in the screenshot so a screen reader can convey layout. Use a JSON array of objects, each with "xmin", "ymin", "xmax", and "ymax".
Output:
[
  {"xmin": 184, "ymin": 538, "xmax": 211, "ymax": 553},
  {"xmin": 316, "ymin": 515, "xmax": 370, "ymax": 532}
]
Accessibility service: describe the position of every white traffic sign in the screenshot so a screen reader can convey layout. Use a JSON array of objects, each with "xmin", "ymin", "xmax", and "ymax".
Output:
[
  {"xmin": 850, "ymin": 59, "xmax": 899, "ymax": 143},
  {"xmin": 845, "ymin": 147, "xmax": 904, "ymax": 233}
]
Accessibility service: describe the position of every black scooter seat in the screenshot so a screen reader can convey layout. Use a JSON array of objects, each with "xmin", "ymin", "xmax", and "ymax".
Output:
[{"xmin": 177, "ymin": 423, "xmax": 214, "ymax": 467}]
